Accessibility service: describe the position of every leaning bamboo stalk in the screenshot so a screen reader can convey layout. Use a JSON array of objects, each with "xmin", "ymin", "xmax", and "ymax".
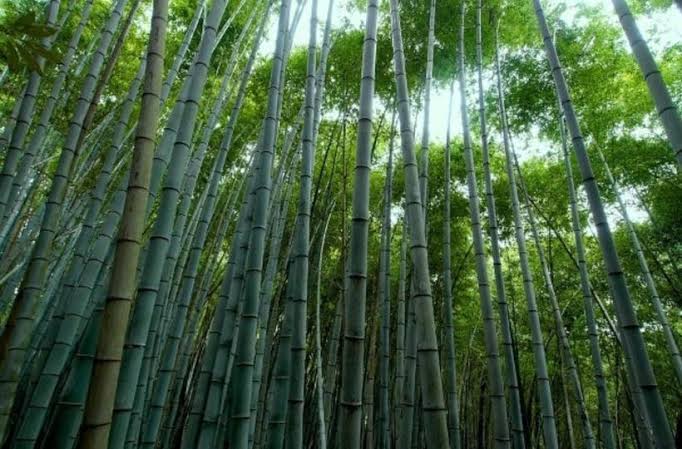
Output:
[
  {"xmin": 596, "ymin": 148, "xmax": 682, "ymax": 384},
  {"xmin": 0, "ymin": 0, "xmax": 61, "ymax": 220},
  {"xmin": 0, "ymin": 0, "xmax": 130, "ymax": 439},
  {"xmin": 459, "ymin": 4, "xmax": 510, "ymax": 447},
  {"xmin": 418, "ymin": 0, "xmax": 436, "ymax": 219},
  {"xmin": 194, "ymin": 156, "xmax": 260, "ymax": 449},
  {"xmin": 555, "ymin": 97, "xmax": 617, "ymax": 449},
  {"xmin": 497, "ymin": 6, "xmax": 559, "ymax": 447},
  {"xmin": 315, "ymin": 201, "xmax": 335, "ymax": 449},
  {"xmin": 140, "ymin": 12, "xmax": 269, "ymax": 447},
  {"xmin": 160, "ymin": 0, "xmax": 206, "ymax": 104},
  {"xmin": 45, "ymin": 251, "xmax": 116, "ymax": 449},
  {"xmin": 0, "ymin": 85, "xmax": 25, "ymax": 160},
  {"xmin": 378, "ymin": 120, "xmax": 394, "ymax": 449},
  {"xmin": 101, "ymin": 0, "xmax": 232, "ymax": 444},
  {"xmin": 388, "ymin": 0, "xmax": 450, "ymax": 446},
  {"xmin": 249, "ymin": 178, "xmax": 294, "ymax": 446},
  {"xmin": 77, "ymin": 0, "xmax": 143, "ymax": 152},
  {"xmin": 2, "ymin": 0, "xmax": 94, "ymax": 222},
  {"xmin": 11, "ymin": 56, "xmax": 147, "ymax": 449},
  {"xmin": 126, "ymin": 24, "xmax": 256, "ymax": 435},
  {"xmin": 610, "ymin": 0, "xmax": 682, "ymax": 168},
  {"xmin": 488, "ymin": 19, "xmax": 526, "ymax": 449},
  {"xmin": 513, "ymin": 153, "xmax": 596, "ymax": 449},
  {"xmin": 393, "ymin": 220, "xmax": 406, "ymax": 443},
  {"xmin": 77, "ymin": 0, "xmax": 169, "ymax": 445},
  {"xmin": 532, "ymin": 1, "xmax": 674, "ymax": 446}
]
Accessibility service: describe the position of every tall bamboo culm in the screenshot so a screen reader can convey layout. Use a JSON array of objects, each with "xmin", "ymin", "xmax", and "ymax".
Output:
[
  {"xmin": 488, "ymin": 19, "xmax": 527, "ymax": 449},
  {"xmin": 442, "ymin": 78, "xmax": 462, "ymax": 449},
  {"xmin": 228, "ymin": 0, "xmax": 291, "ymax": 446},
  {"xmin": 337, "ymin": 0, "xmax": 379, "ymax": 446},
  {"xmin": 459, "ymin": 3, "xmax": 511, "ymax": 448},
  {"xmin": 388, "ymin": 0, "xmax": 450, "ymax": 446},
  {"xmin": 610, "ymin": 0, "xmax": 682, "ymax": 168},
  {"xmin": 76, "ymin": 0, "xmax": 169, "ymax": 446},
  {"xmin": 557, "ymin": 110, "xmax": 617, "ymax": 449},
  {"xmin": 596, "ymin": 148, "xmax": 682, "ymax": 385},
  {"xmin": 532, "ymin": 1, "xmax": 675, "ymax": 447},
  {"xmin": 497, "ymin": 6, "xmax": 560, "ymax": 448},
  {"xmin": 0, "ymin": 0, "xmax": 128, "ymax": 441}
]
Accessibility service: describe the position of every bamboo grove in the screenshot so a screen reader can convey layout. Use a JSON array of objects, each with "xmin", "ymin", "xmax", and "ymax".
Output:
[{"xmin": 0, "ymin": 0, "xmax": 680, "ymax": 447}]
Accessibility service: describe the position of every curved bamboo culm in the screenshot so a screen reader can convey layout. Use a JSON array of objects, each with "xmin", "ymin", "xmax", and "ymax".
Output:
[
  {"xmin": 557, "ymin": 111, "xmax": 617, "ymax": 449},
  {"xmin": 228, "ymin": 0, "xmax": 291, "ymax": 445},
  {"xmin": 497, "ymin": 7, "xmax": 559, "ymax": 449},
  {"xmin": 442, "ymin": 78, "xmax": 462, "ymax": 449},
  {"xmin": 307, "ymin": 20, "xmax": 339, "ymax": 438},
  {"xmin": 596, "ymin": 148, "xmax": 682, "ymax": 384},
  {"xmin": 0, "ymin": 0, "xmax": 129, "ymax": 440},
  {"xmin": 513, "ymin": 154, "xmax": 596, "ymax": 449},
  {"xmin": 459, "ymin": 4, "xmax": 511, "ymax": 448},
  {"xmin": 337, "ymin": 0, "xmax": 378, "ymax": 446},
  {"xmin": 419, "ymin": 0, "xmax": 435, "ymax": 219},
  {"xmin": 610, "ymin": 0, "xmax": 682, "ymax": 169},
  {"xmin": 531, "ymin": 1, "xmax": 675, "ymax": 447},
  {"xmin": 488, "ymin": 19, "xmax": 526, "ymax": 449},
  {"xmin": 388, "ymin": 0, "xmax": 450, "ymax": 447}
]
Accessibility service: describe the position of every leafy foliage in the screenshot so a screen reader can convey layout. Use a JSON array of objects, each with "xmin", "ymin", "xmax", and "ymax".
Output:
[{"xmin": 0, "ymin": 0, "xmax": 59, "ymax": 73}]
